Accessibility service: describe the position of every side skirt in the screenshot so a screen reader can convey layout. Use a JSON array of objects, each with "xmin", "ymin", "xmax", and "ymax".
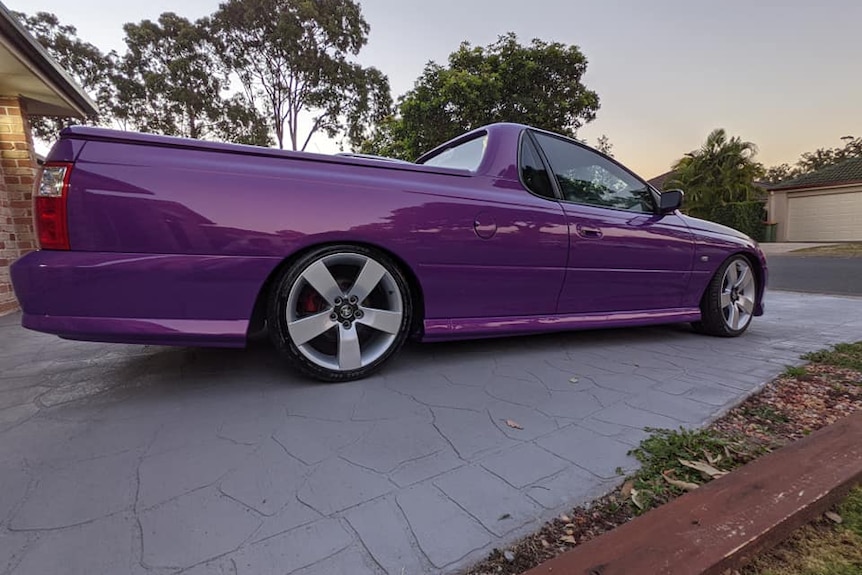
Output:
[{"xmin": 422, "ymin": 307, "xmax": 702, "ymax": 342}]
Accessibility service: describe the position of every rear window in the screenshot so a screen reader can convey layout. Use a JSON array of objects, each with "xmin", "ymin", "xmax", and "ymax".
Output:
[{"xmin": 421, "ymin": 134, "xmax": 488, "ymax": 171}]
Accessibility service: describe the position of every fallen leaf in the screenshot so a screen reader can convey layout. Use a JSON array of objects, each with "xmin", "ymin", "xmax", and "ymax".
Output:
[
  {"xmin": 679, "ymin": 459, "xmax": 729, "ymax": 479},
  {"xmin": 703, "ymin": 450, "xmax": 722, "ymax": 465},
  {"xmin": 559, "ymin": 535, "xmax": 577, "ymax": 545},
  {"xmin": 541, "ymin": 539, "xmax": 550, "ymax": 549},
  {"xmin": 498, "ymin": 513, "xmax": 511, "ymax": 520},
  {"xmin": 569, "ymin": 377, "xmax": 579, "ymax": 384},
  {"xmin": 630, "ymin": 488, "xmax": 644, "ymax": 510},
  {"xmin": 620, "ymin": 480, "xmax": 635, "ymax": 499},
  {"xmin": 662, "ymin": 470, "xmax": 700, "ymax": 491},
  {"xmin": 504, "ymin": 419, "xmax": 524, "ymax": 430},
  {"xmin": 559, "ymin": 514, "xmax": 571, "ymax": 522},
  {"xmin": 825, "ymin": 511, "xmax": 843, "ymax": 524},
  {"xmin": 503, "ymin": 550, "xmax": 516, "ymax": 562}
]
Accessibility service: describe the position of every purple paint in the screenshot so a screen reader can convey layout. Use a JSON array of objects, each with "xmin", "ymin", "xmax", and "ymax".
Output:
[{"xmin": 11, "ymin": 123, "xmax": 767, "ymax": 348}]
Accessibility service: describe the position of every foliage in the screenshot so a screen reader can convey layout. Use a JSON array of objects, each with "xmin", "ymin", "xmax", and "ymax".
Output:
[
  {"xmin": 12, "ymin": 11, "xmax": 117, "ymax": 140},
  {"xmin": 665, "ymin": 129, "xmax": 765, "ymax": 219},
  {"xmin": 626, "ymin": 427, "xmax": 755, "ymax": 513},
  {"xmin": 362, "ymin": 33, "xmax": 599, "ymax": 160},
  {"xmin": 763, "ymin": 136, "xmax": 862, "ymax": 184},
  {"xmin": 114, "ymin": 13, "xmax": 271, "ymax": 146},
  {"xmin": 595, "ymin": 134, "xmax": 613, "ymax": 157},
  {"xmin": 710, "ymin": 201, "xmax": 767, "ymax": 241},
  {"xmin": 802, "ymin": 342, "xmax": 862, "ymax": 373},
  {"xmin": 210, "ymin": 0, "xmax": 391, "ymax": 150}
]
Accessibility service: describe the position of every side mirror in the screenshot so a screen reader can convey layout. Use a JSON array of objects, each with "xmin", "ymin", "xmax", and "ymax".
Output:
[{"xmin": 659, "ymin": 189, "xmax": 684, "ymax": 214}]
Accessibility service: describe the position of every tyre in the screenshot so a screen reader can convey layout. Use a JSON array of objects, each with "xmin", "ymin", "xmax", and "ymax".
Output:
[
  {"xmin": 268, "ymin": 245, "xmax": 412, "ymax": 382},
  {"xmin": 692, "ymin": 255, "xmax": 757, "ymax": 337}
]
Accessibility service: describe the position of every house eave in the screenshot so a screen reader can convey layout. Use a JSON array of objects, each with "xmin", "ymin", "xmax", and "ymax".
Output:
[{"xmin": 0, "ymin": 4, "xmax": 98, "ymax": 118}]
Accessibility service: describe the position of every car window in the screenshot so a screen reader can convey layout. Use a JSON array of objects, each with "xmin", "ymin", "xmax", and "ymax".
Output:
[
  {"xmin": 532, "ymin": 132, "xmax": 654, "ymax": 213},
  {"xmin": 421, "ymin": 134, "xmax": 487, "ymax": 171},
  {"xmin": 520, "ymin": 136, "xmax": 555, "ymax": 199}
]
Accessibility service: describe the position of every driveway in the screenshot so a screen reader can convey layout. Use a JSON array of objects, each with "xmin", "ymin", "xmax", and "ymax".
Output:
[
  {"xmin": 767, "ymin": 255, "xmax": 862, "ymax": 296},
  {"xmin": 2, "ymin": 291, "xmax": 862, "ymax": 575}
]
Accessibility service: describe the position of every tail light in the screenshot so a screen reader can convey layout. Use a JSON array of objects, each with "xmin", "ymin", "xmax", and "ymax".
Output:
[{"xmin": 35, "ymin": 162, "xmax": 72, "ymax": 250}]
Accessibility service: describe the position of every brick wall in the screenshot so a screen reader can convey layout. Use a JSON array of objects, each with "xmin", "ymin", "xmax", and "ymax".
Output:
[{"xmin": 0, "ymin": 97, "xmax": 37, "ymax": 315}]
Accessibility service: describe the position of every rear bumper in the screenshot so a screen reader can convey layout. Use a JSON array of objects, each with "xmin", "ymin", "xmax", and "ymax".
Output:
[{"xmin": 11, "ymin": 250, "xmax": 281, "ymax": 347}]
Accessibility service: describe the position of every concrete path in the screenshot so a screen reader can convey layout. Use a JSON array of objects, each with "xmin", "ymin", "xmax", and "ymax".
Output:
[
  {"xmin": 1, "ymin": 291, "xmax": 861, "ymax": 575},
  {"xmin": 758, "ymin": 242, "xmax": 836, "ymax": 256}
]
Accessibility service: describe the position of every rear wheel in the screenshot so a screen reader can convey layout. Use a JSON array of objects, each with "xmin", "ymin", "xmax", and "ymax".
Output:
[
  {"xmin": 269, "ymin": 245, "xmax": 412, "ymax": 382},
  {"xmin": 692, "ymin": 255, "xmax": 757, "ymax": 337}
]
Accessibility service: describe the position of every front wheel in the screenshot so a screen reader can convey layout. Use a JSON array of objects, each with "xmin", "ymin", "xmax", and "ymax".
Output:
[
  {"xmin": 269, "ymin": 245, "xmax": 413, "ymax": 382},
  {"xmin": 692, "ymin": 255, "xmax": 757, "ymax": 337}
]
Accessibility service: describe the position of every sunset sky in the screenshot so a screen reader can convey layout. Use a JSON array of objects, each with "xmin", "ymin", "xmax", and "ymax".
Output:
[{"xmin": 11, "ymin": 0, "xmax": 862, "ymax": 178}]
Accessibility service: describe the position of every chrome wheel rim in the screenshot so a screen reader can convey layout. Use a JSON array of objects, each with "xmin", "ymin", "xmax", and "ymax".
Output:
[
  {"xmin": 286, "ymin": 253, "xmax": 403, "ymax": 371},
  {"xmin": 720, "ymin": 259, "xmax": 755, "ymax": 331}
]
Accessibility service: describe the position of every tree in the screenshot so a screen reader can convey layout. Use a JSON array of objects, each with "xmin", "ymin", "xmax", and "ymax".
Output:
[
  {"xmin": 763, "ymin": 136, "xmax": 862, "ymax": 184},
  {"xmin": 665, "ymin": 129, "xmax": 764, "ymax": 218},
  {"xmin": 12, "ymin": 11, "xmax": 116, "ymax": 140},
  {"xmin": 362, "ymin": 33, "xmax": 600, "ymax": 160},
  {"xmin": 114, "ymin": 13, "xmax": 271, "ymax": 146},
  {"xmin": 595, "ymin": 135, "xmax": 613, "ymax": 157},
  {"xmin": 210, "ymin": 0, "xmax": 391, "ymax": 150}
]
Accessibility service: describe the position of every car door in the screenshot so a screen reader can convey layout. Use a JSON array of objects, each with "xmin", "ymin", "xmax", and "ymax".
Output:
[{"xmin": 530, "ymin": 131, "xmax": 695, "ymax": 314}]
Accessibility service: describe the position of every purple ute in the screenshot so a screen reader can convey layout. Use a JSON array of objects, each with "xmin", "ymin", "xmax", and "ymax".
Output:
[{"xmin": 12, "ymin": 123, "xmax": 767, "ymax": 381}]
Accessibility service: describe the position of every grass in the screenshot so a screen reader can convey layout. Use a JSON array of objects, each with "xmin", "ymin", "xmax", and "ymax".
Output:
[
  {"xmin": 803, "ymin": 342, "xmax": 862, "ymax": 373},
  {"xmin": 791, "ymin": 243, "xmax": 862, "ymax": 257},
  {"xmin": 783, "ymin": 365, "xmax": 808, "ymax": 378},
  {"xmin": 626, "ymin": 427, "xmax": 761, "ymax": 513},
  {"xmin": 741, "ymin": 487, "xmax": 862, "ymax": 575},
  {"xmin": 740, "ymin": 404, "xmax": 791, "ymax": 424}
]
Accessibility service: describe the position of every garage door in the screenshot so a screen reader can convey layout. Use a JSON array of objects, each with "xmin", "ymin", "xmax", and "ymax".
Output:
[{"xmin": 787, "ymin": 190, "xmax": 862, "ymax": 241}]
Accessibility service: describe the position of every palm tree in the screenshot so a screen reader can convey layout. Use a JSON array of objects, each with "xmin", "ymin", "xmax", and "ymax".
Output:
[{"xmin": 666, "ymin": 129, "xmax": 764, "ymax": 218}]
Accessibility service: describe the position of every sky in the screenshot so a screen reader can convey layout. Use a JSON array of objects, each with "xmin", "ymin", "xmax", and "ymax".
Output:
[{"xmin": 9, "ymin": 0, "xmax": 862, "ymax": 177}]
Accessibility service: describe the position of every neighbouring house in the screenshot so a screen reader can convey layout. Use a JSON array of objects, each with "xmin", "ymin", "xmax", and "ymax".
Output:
[
  {"xmin": 646, "ymin": 170, "xmax": 675, "ymax": 191},
  {"xmin": 0, "ymin": 4, "xmax": 97, "ymax": 315},
  {"xmin": 766, "ymin": 158, "xmax": 862, "ymax": 242}
]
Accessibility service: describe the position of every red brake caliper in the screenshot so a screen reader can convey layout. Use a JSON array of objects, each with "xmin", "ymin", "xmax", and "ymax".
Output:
[{"xmin": 301, "ymin": 290, "xmax": 323, "ymax": 314}]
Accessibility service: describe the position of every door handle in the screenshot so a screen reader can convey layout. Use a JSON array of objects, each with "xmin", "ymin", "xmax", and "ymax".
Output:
[{"xmin": 576, "ymin": 225, "xmax": 603, "ymax": 238}]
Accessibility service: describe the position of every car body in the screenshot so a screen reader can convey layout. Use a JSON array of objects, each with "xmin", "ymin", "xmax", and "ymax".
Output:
[{"xmin": 12, "ymin": 123, "xmax": 767, "ymax": 380}]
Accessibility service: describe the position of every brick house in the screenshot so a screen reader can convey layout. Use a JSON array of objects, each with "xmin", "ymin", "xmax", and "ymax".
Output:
[{"xmin": 0, "ymin": 5, "xmax": 97, "ymax": 315}]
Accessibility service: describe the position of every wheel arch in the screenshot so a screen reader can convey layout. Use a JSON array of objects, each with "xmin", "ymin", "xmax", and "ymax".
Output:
[
  {"xmin": 700, "ymin": 250, "xmax": 766, "ymax": 316},
  {"xmin": 247, "ymin": 241, "xmax": 426, "ymax": 339}
]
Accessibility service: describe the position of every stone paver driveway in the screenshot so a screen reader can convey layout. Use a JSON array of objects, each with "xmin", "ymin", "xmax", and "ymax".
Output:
[{"xmin": 1, "ymin": 291, "xmax": 861, "ymax": 575}]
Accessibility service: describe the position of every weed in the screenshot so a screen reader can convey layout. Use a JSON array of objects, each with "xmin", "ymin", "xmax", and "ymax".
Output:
[
  {"xmin": 803, "ymin": 342, "xmax": 862, "ymax": 372},
  {"xmin": 741, "ymin": 404, "xmax": 790, "ymax": 424},
  {"xmin": 625, "ymin": 427, "xmax": 754, "ymax": 514},
  {"xmin": 783, "ymin": 365, "xmax": 808, "ymax": 378}
]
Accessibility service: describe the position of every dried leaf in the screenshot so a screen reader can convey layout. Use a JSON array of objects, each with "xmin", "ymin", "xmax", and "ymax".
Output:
[
  {"xmin": 620, "ymin": 480, "xmax": 634, "ymax": 499},
  {"xmin": 703, "ymin": 450, "xmax": 722, "ymax": 465},
  {"xmin": 559, "ymin": 514, "xmax": 571, "ymax": 522},
  {"xmin": 559, "ymin": 535, "xmax": 577, "ymax": 545},
  {"xmin": 825, "ymin": 511, "xmax": 843, "ymax": 524},
  {"xmin": 569, "ymin": 377, "xmax": 579, "ymax": 384},
  {"xmin": 504, "ymin": 419, "xmax": 524, "ymax": 430},
  {"xmin": 541, "ymin": 539, "xmax": 550, "ymax": 549},
  {"xmin": 662, "ymin": 470, "xmax": 700, "ymax": 491},
  {"xmin": 679, "ymin": 459, "xmax": 729, "ymax": 479},
  {"xmin": 631, "ymin": 488, "xmax": 644, "ymax": 510}
]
